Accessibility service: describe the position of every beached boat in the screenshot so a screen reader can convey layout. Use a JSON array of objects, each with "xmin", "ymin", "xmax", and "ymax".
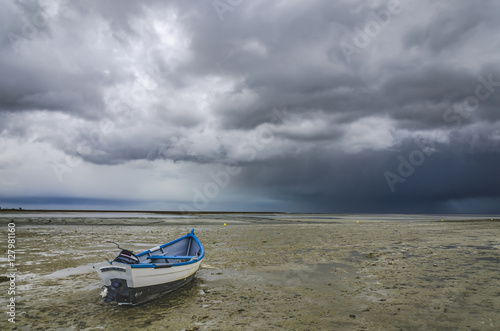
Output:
[{"xmin": 93, "ymin": 229, "xmax": 204, "ymax": 305}]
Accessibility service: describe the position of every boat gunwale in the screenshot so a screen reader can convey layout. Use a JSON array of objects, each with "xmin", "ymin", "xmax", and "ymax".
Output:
[{"xmin": 128, "ymin": 229, "xmax": 204, "ymax": 269}]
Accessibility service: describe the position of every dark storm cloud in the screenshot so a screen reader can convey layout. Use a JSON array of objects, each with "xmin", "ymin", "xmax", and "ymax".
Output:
[
  {"xmin": 233, "ymin": 139, "xmax": 500, "ymax": 213},
  {"xmin": 1, "ymin": 0, "xmax": 500, "ymax": 212}
]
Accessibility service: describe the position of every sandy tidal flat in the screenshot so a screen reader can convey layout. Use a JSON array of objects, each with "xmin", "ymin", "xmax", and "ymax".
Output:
[{"xmin": 0, "ymin": 216, "xmax": 499, "ymax": 330}]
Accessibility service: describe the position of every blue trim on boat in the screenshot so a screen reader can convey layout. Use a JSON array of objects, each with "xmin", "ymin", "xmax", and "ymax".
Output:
[
  {"xmin": 130, "ymin": 263, "xmax": 156, "ymax": 268},
  {"xmin": 148, "ymin": 255, "xmax": 193, "ymax": 259},
  {"xmin": 159, "ymin": 234, "xmax": 189, "ymax": 249},
  {"xmin": 132, "ymin": 229, "xmax": 204, "ymax": 268},
  {"xmin": 136, "ymin": 250, "xmax": 149, "ymax": 257},
  {"xmin": 172, "ymin": 260, "xmax": 196, "ymax": 267}
]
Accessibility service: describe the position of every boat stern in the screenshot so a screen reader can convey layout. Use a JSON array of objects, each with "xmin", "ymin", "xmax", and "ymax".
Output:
[{"xmin": 93, "ymin": 262, "xmax": 134, "ymax": 304}]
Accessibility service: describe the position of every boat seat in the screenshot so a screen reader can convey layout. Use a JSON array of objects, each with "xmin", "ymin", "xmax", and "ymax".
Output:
[{"xmin": 148, "ymin": 255, "xmax": 194, "ymax": 260}]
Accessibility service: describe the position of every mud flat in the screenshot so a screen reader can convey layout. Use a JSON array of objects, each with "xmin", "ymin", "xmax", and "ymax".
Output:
[{"xmin": 0, "ymin": 216, "xmax": 499, "ymax": 330}]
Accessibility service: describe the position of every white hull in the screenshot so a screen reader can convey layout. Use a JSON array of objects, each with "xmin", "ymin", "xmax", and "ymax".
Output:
[
  {"xmin": 94, "ymin": 260, "xmax": 202, "ymax": 289},
  {"xmin": 93, "ymin": 229, "xmax": 204, "ymax": 304}
]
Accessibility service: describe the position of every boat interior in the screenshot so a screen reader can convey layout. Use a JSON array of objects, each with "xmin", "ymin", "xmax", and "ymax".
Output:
[{"xmin": 136, "ymin": 234, "xmax": 202, "ymax": 265}]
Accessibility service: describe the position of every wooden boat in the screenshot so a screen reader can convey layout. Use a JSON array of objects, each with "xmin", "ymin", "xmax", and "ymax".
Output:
[{"xmin": 93, "ymin": 229, "xmax": 204, "ymax": 305}]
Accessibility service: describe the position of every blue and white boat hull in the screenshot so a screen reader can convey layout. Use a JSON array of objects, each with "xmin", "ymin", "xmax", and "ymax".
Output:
[{"xmin": 93, "ymin": 229, "xmax": 204, "ymax": 305}]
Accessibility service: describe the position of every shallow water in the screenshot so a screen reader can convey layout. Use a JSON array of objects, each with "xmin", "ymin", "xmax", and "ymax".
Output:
[{"xmin": 1, "ymin": 216, "xmax": 499, "ymax": 330}]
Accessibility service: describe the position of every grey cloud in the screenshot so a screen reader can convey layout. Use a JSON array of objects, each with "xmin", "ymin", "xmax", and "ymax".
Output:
[
  {"xmin": 1, "ymin": 0, "xmax": 500, "ymax": 213},
  {"xmin": 402, "ymin": 1, "xmax": 492, "ymax": 54}
]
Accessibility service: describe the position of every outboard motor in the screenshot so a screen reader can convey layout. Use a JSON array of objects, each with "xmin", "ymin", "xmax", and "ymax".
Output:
[
  {"xmin": 113, "ymin": 249, "xmax": 139, "ymax": 264},
  {"xmin": 101, "ymin": 250, "xmax": 139, "ymax": 303},
  {"xmin": 103, "ymin": 278, "xmax": 129, "ymax": 303}
]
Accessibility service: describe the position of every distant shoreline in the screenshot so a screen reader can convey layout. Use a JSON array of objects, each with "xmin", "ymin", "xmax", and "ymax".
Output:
[
  {"xmin": 1, "ymin": 210, "xmax": 499, "ymax": 226},
  {"xmin": 1, "ymin": 209, "xmax": 499, "ymax": 215},
  {"xmin": 0, "ymin": 209, "xmax": 285, "ymax": 215}
]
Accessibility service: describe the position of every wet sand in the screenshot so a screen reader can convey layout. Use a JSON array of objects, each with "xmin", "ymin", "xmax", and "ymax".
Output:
[{"xmin": 1, "ymin": 215, "xmax": 499, "ymax": 330}]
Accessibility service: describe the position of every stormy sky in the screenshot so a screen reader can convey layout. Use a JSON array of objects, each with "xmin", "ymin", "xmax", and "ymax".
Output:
[{"xmin": 1, "ymin": 0, "xmax": 500, "ymax": 213}]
